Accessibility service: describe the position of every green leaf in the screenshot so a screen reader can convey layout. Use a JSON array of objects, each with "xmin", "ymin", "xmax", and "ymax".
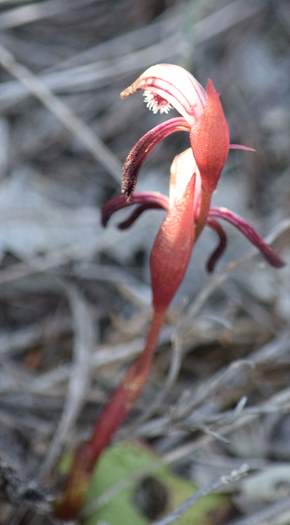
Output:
[{"xmin": 81, "ymin": 442, "xmax": 232, "ymax": 525}]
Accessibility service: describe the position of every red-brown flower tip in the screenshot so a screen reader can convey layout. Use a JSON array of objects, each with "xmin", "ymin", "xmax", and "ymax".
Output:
[
  {"xmin": 121, "ymin": 117, "xmax": 189, "ymax": 198},
  {"xmin": 190, "ymin": 79, "xmax": 230, "ymax": 193}
]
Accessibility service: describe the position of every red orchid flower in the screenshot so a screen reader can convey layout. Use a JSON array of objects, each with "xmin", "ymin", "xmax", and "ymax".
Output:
[
  {"xmin": 55, "ymin": 64, "xmax": 284, "ymax": 520},
  {"xmin": 108, "ymin": 64, "xmax": 283, "ymax": 304}
]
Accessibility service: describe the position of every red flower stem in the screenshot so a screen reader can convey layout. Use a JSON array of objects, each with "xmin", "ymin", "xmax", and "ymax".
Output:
[{"xmin": 55, "ymin": 308, "xmax": 166, "ymax": 520}]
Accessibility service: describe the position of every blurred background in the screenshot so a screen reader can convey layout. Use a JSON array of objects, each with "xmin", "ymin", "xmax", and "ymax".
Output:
[{"xmin": 0, "ymin": 0, "xmax": 290, "ymax": 523}]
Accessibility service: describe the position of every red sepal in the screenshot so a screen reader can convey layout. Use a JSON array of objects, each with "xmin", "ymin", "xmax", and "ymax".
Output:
[{"xmin": 190, "ymin": 80, "xmax": 230, "ymax": 193}]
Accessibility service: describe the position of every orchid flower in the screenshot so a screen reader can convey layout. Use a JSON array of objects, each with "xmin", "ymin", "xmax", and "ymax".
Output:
[
  {"xmin": 110, "ymin": 64, "xmax": 284, "ymax": 302},
  {"xmin": 56, "ymin": 64, "xmax": 284, "ymax": 520}
]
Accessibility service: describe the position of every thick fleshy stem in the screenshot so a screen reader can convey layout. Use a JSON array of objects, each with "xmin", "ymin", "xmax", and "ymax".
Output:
[
  {"xmin": 54, "ymin": 308, "xmax": 166, "ymax": 520},
  {"xmin": 206, "ymin": 218, "xmax": 227, "ymax": 272},
  {"xmin": 208, "ymin": 207, "xmax": 285, "ymax": 268}
]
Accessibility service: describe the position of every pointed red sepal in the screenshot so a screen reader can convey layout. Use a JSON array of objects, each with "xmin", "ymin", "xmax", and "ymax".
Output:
[
  {"xmin": 190, "ymin": 80, "xmax": 230, "ymax": 194},
  {"xmin": 230, "ymin": 144, "xmax": 256, "ymax": 152},
  {"xmin": 121, "ymin": 117, "xmax": 189, "ymax": 197},
  {"xmin": 150, "ymin": 174, "xmax": 197, "ymax": 311},
  {"xmin": 208, "ymin": 207, "xmax": 286, "ymax": 268},
  {"xmin": 206, "ymin": 218, "xmax": 227, "ymax": 272}
]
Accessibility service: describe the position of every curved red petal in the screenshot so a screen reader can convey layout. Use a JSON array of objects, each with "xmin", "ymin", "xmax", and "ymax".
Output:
[
  {"xmin": 122, "ymin": 117, "xmax": 189, "ymax": 197},
  {"xmin": 206, "ymin": 218, "xmax": 227, "ymax": 272},
  {"xmin": 118, "ymin": 201, "xmax": 168, "ymax": 230},
  {"xmin": 209, "ymin": 207, "xmax": 285, "ymax": 268},
  {"xmin": 101, "ymin": 192, "xmax": 168, "ymax": 227}
]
